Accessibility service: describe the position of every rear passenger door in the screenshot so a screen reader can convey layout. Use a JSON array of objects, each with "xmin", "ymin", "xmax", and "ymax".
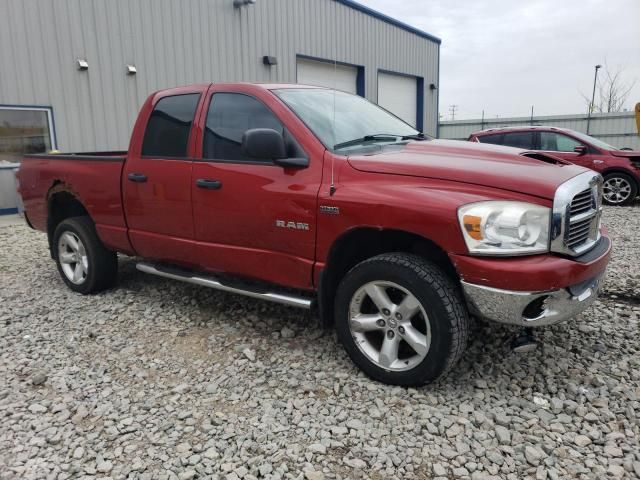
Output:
[
  {"xmin": 501, "ymin": 131, "xmax": 535, "ymax": 150},
  {"xmin": 123, "ymin": 87, "xmax": 204, "ymax": 265}
]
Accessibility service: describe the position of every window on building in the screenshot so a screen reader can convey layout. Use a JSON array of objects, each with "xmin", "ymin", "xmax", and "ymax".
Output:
[
  {"xmin": 141, "ymin": 94, "xmax": 200, "ymax": 157},
  {"xmin": 501, "ymin": 132, "xmax": 535, "ymax": 149},
  {"xmin": 0, "ymin": 107, "xmax": 55, "ymax": 163},
  {"xmin": 203, "ymin": 93, "xmax": 283, "ymax": 161},
  {"xmin": 539, "ymin": 132, "xmax": 582, "ymax": 152}
]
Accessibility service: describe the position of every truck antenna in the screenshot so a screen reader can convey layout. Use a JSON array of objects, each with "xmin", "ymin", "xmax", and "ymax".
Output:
[{"xmin": 329, "ymin": 2, "xmax": 337, "ymax": 196}]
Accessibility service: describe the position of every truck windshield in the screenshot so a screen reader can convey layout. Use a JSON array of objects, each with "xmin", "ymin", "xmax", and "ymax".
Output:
[{"xmin": 274, "ymin": 88, "xmax": 421, "ymax": 151}]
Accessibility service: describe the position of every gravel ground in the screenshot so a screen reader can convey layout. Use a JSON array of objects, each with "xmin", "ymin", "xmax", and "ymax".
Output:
[{"xmin": 1, "ymin": 203, "xmax": 639, "ymax": 480}]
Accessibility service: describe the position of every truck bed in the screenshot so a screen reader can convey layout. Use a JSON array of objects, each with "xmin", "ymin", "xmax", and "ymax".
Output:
[{"xmin": 18, "ymin": 151, "xmax": 133, "ymax": 255}]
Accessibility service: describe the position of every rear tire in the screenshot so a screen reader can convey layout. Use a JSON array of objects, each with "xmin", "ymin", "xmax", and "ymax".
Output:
[
  {"xmin": 335, "ymin": 253, "xmax": 470, "ymax": 386},
  {"xmin": 602, "ymin": 173, "xmax": 637, "ymax": 206},
  {"xmin": 53, "ymin": 216, "xmax": 117, "ymax": 294}
]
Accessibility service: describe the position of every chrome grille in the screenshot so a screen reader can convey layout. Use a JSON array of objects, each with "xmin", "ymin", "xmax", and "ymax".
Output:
[
  {"xmin": 569, "ymin": 188, "xmax": 595, "ymax": 216},
  {"xmin": 551, "ymin": 172, "xmax": 603, "ymax": 257},
  {"xmin": 566, "ymin": 188, "xmax": 597, "ymax": 250}
]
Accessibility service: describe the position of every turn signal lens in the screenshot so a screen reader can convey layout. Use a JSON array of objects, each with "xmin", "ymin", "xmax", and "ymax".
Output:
[{"xmin": 463, "ymin": 215, "xmax": 483, "ymax": 240}]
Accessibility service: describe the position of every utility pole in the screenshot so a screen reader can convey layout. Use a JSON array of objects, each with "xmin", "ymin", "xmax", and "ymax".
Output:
[
  {"xmin": 530, "ymin": 106, "xmax": 534, "ymax": 125},
  {"xmin": 586, "ymin": 64, "xmax": 602, "ymax": 135},
  {"xmin": 449, "ymin": 104, "xmax": 458, "ymax": 121},
  {"xmin": 481, "ymin": 110, "xmax": 485, "ymax": 130}
]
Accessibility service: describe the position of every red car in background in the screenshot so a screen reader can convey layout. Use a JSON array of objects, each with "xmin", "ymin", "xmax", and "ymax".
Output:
[{"xmin": 468, "ymin": 126, "xmax": 640, "ymax": 205}]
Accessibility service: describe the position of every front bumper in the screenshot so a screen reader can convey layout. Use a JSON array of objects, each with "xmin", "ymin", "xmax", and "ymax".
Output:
[
  {"xmin": 458, "ymin": 235, "xmax": 611, "ymax": 327},
  {"xmin": 461, "ymin": 272, "xmax": 604, "ymax": 327}
]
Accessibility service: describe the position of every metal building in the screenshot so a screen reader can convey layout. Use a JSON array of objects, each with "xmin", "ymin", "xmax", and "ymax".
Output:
[
  {"xmin": 439, "ymin": 111, "xmax": 640, "ymax": 150},
  {"xmin": 0, "ymin": 0, "xmax": 440, "ymax": 159}
]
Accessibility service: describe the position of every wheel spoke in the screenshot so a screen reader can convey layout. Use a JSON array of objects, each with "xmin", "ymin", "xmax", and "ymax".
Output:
[
  {"xmin": 365, "ymin": 284, "xmax": 393, "ymax": 312},
  {"xmin": 81, "ymin": 256, "xmax": 89, "ymax": 274},
  {"xmin": 59, "ymin": 252, "xmax": 75, "ymax": 264},
  {"xmin": 350, "ymin": 314, "xmax": 384, "ymax": 332},
  {"xmin": 65, "ymin": 234, "xmax": 80, "ymax": 252},
  {"xmin": 73, "ymin": 263, "xmax": 84, "ymax": 282},
  {"xmin": 396, "ymin": 292, "xmax": 421, "ymax": 320},
  {"xmin": 401, "ymin": 325, "xmax": 429, "ymax": 357},
  {"xmin": 378, "ymin": 334, "xmax": 400, "ymax": 368}
]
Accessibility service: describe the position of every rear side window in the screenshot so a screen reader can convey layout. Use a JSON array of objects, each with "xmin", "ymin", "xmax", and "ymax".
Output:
[
  {"xmin": 477, "ymin": 134, "xmax": 504, "ymax": 145},
  {"xmin": 203, "ymin": 93, "xmax": 283, "ymax": 161},
  {"xmin": 142, "ymin": 94, "xmax": 200, "ymax": 157},
  {"xmin": 502, "ymin": 132, "xmax": 534, "ymax": 149}
]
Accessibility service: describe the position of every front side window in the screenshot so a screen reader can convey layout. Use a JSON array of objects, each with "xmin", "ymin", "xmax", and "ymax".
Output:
[
  {"xmin": 141, "ymin": 94, "xmax": 200, "ymax": 157},
  {"xmin": 501, "ymin": 132, "xmax": 534, "ymax": 149},
  {"xmin": 539, "ymin": 132, "xmax": 582, "ymax": 152},
  {"xmin": 274, "ymin": 88, "xmax": 419, "ymax": 150},
  {"xmin": 203, "ymin": 93, "xmax": 283, "ymax": 161},
  {"xmin": 0, "ymin": 107, "xmax": 55, "ymax": 162}
]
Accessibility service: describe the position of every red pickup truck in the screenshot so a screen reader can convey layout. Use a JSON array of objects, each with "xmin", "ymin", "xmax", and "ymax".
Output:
[{"xmin": 17, "ymin": 83, "xmax": 611, "ymax": 386}]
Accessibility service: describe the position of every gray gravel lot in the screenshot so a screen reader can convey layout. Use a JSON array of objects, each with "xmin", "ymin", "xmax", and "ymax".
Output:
[{"xmin": 1, "ymin": 203, "xmax": 639, "ymax": 480}]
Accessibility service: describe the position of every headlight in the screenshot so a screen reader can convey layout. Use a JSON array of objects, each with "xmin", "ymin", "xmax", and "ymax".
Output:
[{"xmin": 458, "ymin": 201, "xmax": 550, "ymax": 255}]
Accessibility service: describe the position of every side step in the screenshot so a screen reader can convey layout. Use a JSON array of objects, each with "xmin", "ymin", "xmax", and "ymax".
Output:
[{"xmin": 136, "ymin": 262, "xmax": 313, "ymax": 309}]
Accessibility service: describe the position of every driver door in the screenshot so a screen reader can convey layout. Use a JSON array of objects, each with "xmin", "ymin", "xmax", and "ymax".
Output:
[{"xmin": 190, "ymin": 86, "xmax": 324, "ymax": 289}]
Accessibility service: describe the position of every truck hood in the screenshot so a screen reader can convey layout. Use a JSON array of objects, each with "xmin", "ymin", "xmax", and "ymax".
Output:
[
  {"xmin": 609, "ymin": 150, "xmax": 640, "ymax": 159},
  {"xmin": 347, "ymin": 139, "xmax": 587, "ymax": 200}
]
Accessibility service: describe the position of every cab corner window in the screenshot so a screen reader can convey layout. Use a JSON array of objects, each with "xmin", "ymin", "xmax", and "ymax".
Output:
[
  {"xmin": 141, "ymin": 94, "xmax": 200, "ymax": 158},
  {"xmin": 203, "ymin": 93, "xmax": 283, "ymax": 161}
]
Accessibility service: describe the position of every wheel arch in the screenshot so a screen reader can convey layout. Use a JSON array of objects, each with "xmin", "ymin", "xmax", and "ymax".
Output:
[
  {"xmin": 317, "ymin": 228, "xmax": 459, "ymax": 328},
  {"xmin": 601, "ymin": 168, "xmax": 640, "ymax": 188},
  {"xmin": 46, "ymin": 181, "xmax": 91, "ymax": 258}
]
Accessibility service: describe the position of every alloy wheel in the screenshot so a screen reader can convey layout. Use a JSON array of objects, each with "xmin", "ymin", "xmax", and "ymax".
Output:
[
  {"xmin": 348, "ymin": 281, "xmax": 431, "ymax": 371},
  {"xmin": 603, "ymin": 176, "xmax": 632, "ymax": 204},
  {"xmin": 58, "ymin": 231, "xmax": 89, "ymax": 284}
]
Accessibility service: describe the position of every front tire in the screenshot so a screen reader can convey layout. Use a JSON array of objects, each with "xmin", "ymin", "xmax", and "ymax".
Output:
[
  {"xmin": 335, "ymin": 253, "xmax": 470, "ymax": 386},
  {"xmin": 603, "ymin": 173, "xmax": 637, "ymax": 206},
  {"xmin": 53, "ymin": 216, "xmax": 118, "ymax": 294}
]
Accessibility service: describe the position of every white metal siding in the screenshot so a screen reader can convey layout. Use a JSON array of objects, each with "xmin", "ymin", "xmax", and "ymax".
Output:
[
  {"xmin": 377, "ymin": 72, "xmax": 417, "ymax": 127},
  {"xmin": 0, "ymin": 0, "xmax": 440, "ymax": 151},
  {"xmin": 439, "ymin": 112, "xmax": 640, "ymax": 150},
  {"xmin": 296, "ymin": 58, "xmax": 357, "ymax": 94}
]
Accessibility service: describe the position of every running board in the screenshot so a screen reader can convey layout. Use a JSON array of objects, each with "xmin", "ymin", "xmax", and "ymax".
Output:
[{"xmin": 136, "ymin": 262, "xmax": 313, "ymax": 309}]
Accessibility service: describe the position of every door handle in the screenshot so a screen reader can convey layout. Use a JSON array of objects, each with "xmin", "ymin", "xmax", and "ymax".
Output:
[
  {"xmin": 196, "ymin": 179, "xmax": 222, "ymax": 190},
  {"xmin": 128, "ymin": 173, "xmax": 148, "ymax": 183}
]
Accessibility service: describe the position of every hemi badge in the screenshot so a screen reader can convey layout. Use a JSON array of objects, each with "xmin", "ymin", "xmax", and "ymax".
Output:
[{"xmin": 320, "ymin": 205, "xmax": 340, "ymax": 215}]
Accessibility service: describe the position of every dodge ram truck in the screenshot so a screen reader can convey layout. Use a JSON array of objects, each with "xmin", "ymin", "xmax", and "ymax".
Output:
[{"xmin": 17, "ymin": 83, "xmax": 612, "ymax": 386}]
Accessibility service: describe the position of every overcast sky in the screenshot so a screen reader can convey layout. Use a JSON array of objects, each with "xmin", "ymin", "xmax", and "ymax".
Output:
[{"xmin": 359, "ymin": 0, "xmax": 640, "ymax": 120}]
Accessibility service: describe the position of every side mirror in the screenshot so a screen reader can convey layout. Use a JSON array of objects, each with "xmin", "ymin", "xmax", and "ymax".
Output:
[
  {"xmin": 241, "ymin": 128, "xmax": 309, "ymax": 168},
  {"xmin": 574, "ymin": 145, "xmax": 587, "ymax": 155},
  {"xmin": 242, "ymin": 128, "xmax": 287, "ymax": 160}
]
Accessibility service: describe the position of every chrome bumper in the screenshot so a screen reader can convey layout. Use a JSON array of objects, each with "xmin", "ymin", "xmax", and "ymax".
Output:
[{"xmin": 461, "ymin": 273, "xmax": 604, "ymax": 327}]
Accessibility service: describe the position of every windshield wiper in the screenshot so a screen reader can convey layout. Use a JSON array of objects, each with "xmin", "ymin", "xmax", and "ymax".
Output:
[
  {"xmin": 333, "ymin": 132, "xmax": 425, "ymax": 150},
  {"xmin": 401, "ymin": 133, "xmax": 427, "ymax": 140},
  {"xmin": 334, "ymin": 134, "xmax": 398, "ymax": 150}
]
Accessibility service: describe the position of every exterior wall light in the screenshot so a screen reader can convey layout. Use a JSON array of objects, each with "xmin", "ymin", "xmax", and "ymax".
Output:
[
  {"xmin": 234, "ymin": 0, "xmax": 256, "ymax": 7},
  {"xmin": 126, "ymin": 65, "xmax": 137, "ymax": 75},
  {"xmin": 429, "ymin": 83, "xmax": 437, "ymax": 90},
  {"xmin": 76, "ymin": 59, "xmax": 89, "ymax": 71},
  {"xmin": 263, "ymin": 56, "xmax": 277, "ymax": 66}
]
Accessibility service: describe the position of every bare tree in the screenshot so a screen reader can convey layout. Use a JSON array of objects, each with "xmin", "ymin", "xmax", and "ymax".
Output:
[{"xmin": 581, "ymin": 64, "xmax": 637, "ymax": 113}]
